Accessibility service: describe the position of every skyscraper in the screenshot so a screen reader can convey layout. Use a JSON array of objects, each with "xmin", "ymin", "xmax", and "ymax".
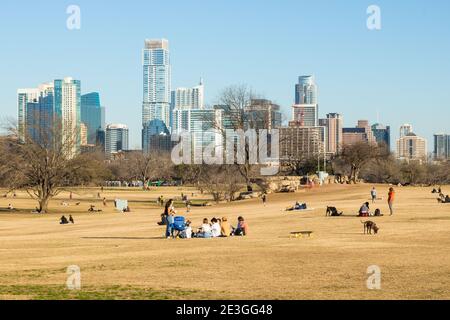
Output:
[
  {"xmin": 290, "ymin": 104, "xmax": 319, "ymax": 127},
  {"xmin": 81, "ymin": 92, "xmax": 105, "ymax": 145},
  {"xmin": 171, "ymin": 80, "xmax": 205, "ymax": 111},
  {"xmin": 433, "ymin": 134, "xmax": 450, "ymax": 160},
  {"xmin": 142, "ymin": 119, "xmax": 172, "ymax": 154},
  {"xmin": 142, "ymin": 39, "xmax": 171, "ymax": 132},
  {"xmin": 319, "ymin": 113, "xmax": 343, "ymax": 154},
  {"xmin": 397, "ymin": 132, "xmax": 427, "ymax": 162},
  {"xmin": 342, "ymin": 120, "xmax": 376, "ymax": 146},
  {"xmin": 295, "ymin": 76, "xmax": 317, "ymax": 105},
  {"xmin": 372, "ymin": 123, "xmax": 391, "ymax": 150},
  {"xmin": 54, "ymin": 77, "xmax": 81, "ymax": 157},
  {"xmin": 400, "ymin": 124, "xmax": 413, "ymax": 138},
  {"xmin": 244, "ymin": 99, "xmax": 283, "ymax": 131},
  {"xmin": 105, "ymin": 124, "xmax": 129, "ymax": 157}
]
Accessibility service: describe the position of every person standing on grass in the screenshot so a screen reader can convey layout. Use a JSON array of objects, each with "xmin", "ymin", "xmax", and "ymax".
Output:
[
  {"xmin": 388, "ymin": 187, "xmax": 395, "ymax": 216},
  {"xmin": 262, "ymin": 193, "xmax": 267, "ymax": 206},
  {"xmin": 164, "ymin": 199, "xmax": 176, "ymax": 238},
  {"xmin": 371, "ymin": 187, "xmax": 377, "ymax": 203}
]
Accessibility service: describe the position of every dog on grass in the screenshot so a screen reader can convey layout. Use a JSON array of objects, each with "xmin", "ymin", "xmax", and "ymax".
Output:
[
  {"xmin": 362, "ymin": 221, "xmax": 379, "ymax": 234},
  {"xmin": 326, "ymin": 206, "xmax": 343, "ymax": 217}
]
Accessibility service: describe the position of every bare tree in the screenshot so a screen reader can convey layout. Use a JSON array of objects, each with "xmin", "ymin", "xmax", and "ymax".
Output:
[
  {"xmin": 335, "ymin": 142, "xmax": 385, "ymax": 183},
  {"xmin": 0, "ymin": 121, "xmax": 105, "ymax": 213},
  {"xmin": 125, "ymin": 151, "xmax": 172, "ymax": 189}
]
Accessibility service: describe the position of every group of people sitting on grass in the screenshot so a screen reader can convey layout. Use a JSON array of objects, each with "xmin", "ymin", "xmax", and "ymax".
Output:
[
  {"xmin": 60, "ymin": 215, "xmax": 75, "ymax": 224},
  {"xmin": 161, "ymin": 198, "xmax": 248, "ymax": 239}
]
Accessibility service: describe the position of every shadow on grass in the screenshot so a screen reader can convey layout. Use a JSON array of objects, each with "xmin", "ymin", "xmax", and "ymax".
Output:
[
  {"xmin": 81, "ymin": 237, "xmax": 165, "ymax": 240},
  {"xmin": 0, "ymin": 284, "xmax": 204, "ymax": 300}
]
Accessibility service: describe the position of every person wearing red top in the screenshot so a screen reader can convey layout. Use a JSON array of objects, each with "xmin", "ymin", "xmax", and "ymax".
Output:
[{"xmin": 388, "ymin": 187, "xmax": 395, "ymax": 216}]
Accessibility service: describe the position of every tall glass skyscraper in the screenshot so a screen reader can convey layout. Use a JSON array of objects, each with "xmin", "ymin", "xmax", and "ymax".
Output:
[
  {"xmin": 295, "ymin": 75, "xmax": 317, "ymax": 105},
  {"xmin": 434, "ymin": 134, "xmax": 450, "ymax": 160},
  {"xmin": 81, "ymin": 92, "xmax": 105, "ymax": 145},
  {"xmin": 142, "ymin": 39, "xmax": 171, "ymax": 132},
  {"xmin": 106, "ymin": 124, "xmax": 129, "ymax": 158}
]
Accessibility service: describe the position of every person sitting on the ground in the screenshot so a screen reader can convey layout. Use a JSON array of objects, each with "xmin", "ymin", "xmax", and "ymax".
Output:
[
  {"xmin": 286, "ymin": 202, "xmax": 307, "ymax": 211},
  {"xmin": 358, "ymin": 202, "xmax": 370, "ymax": 217},
  {"xmin": 88, "ymin": 205, "xmax": 102, "ymax": 212},
  {"xmin": 432, "ymin": 188, "xmax": 438, "ymax": 194},
  {"xmin": 60, "ymin": 216, "xmax": 69, "ymax": 225},
  {"xmin": 233, "ymin": 216, "xmax": 249, "ymax": 236},
  {"xmin": 441, "ymin": 195, "xmax": 450, "ymax": 203},
  {"xmin": 69, "ymin": 215, "xmax": 75, "ymax": 224},
  {"xmin": 179, "ymin": 220, "xmax": 192, "ymax": 239},
  {"xmin": 7, "ymin": 204, "xmax": 14, "ymax": 210},
  {"xmin": 195, "ymin": 218, "xmax": 212, "ymax": 238},
  {"xmin": 211, "ymin": 218, "xmax": 221, "ymax": 238},
  {"xmin": 220, "ymin": 217, "xmax": 231, "ymax": 237},
  {"xmin": 122, "ymin": 206, "xmax": 131, "ymax": 213}
]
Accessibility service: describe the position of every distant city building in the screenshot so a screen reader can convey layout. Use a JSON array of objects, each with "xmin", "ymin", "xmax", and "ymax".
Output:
[
  {"xmin": 142, "ymin": 119, "xmax": 172, "ymax": 154},
  {"xmin": 105, "ymin": 124, "xmax": 129, "ymax": 158},
  {"xmin": 279, "ymin": 126, "xmax": 324, "ymax": 162},
  {"xmin": 396, "ymin": 128, "xmax": 427, "ymax": 162},
  {"xmin": 244, "ymin": 99, "xmax": 283, "ymax": 131},
  {"xmin": 295, "ymin": 75, "xmax": 317, "ymax": 105},
  {"xmin": 54, "ymin": 77, "xmax": 82, "ymax": 157},
  {"xmin": 81, "ymin": 92, "xmax": 105, "ymax": 145},
  {"xmin": 342, "ymin": 120, "xmax": 376, "ymax": 146},
  {"xmin": 142, "ymin": 39, "xmax": 171, "ymax": 132},
  {"xmin": 19, "ymin": 78, "xmax": 81, "ymax": 157},
  {"xmin": 319, "ymin": 113, "xmax": 343, "ymax": 154},
  {"xmin": 290, "ymin": 104, "xmax": 319, "ymax": 127},
  {"xmin": 399, "ymin": 124, "xmax": 413, "ymax": 138},
  {"xmin": 433, "ymin": 133, "xmax": 450, "ymax": 160},
  {"xmin": 173, "ymin": 108, "xmax": 223, "ymax": 159},
  {"xmin": 17, "ymin": 83, "xmax": 54, "ymax": 142},
  {"xmin": 372, "ymin": 123, "xmax": 391, "ymax": 150},
  {"xmin": 80, "ymin": 122, "xmax": 88, "ymax": 146},
  {"xmin": 171, "ymin": 80, "xmax": 204, "ymax": 111}
]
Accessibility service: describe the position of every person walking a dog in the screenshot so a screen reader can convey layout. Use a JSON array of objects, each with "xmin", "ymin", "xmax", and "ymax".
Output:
[{"xmin": 388, "ymin": 187, "xmax": 395, "ymax": 216}]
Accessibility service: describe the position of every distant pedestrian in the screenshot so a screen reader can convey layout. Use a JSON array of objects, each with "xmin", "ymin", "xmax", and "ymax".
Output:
[
  {"xmin": 371, "ymin": 187, "xmax": 377, "ymax": 203},
  {"xmin": 103, "ymin": 197, "xmax": 107, "ymax": 206},
  {"xmin": 262, "ymin": 193, "xmax": 267, "ymax": 206},
  {"xmin": 388, "ymin": 187, "xmax": 395, "ymax": 216}
]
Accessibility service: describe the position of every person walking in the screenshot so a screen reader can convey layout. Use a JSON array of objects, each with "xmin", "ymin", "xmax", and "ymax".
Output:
[
  {"xmin": 262, "ymin": 193, "xmax": 267, "ymax": 206},
  {"xmin": 388, "ymin": 187, "xmax": 395, "ymax": 216},
  {"xmin": 371, "ymin": 187, "xmax": 377, "ymax": 204}
]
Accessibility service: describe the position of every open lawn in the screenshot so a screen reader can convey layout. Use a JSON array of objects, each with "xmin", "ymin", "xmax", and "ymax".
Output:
[{"xmin": 0, "ymin": 184, "xmax": 449, "ymax": 300}]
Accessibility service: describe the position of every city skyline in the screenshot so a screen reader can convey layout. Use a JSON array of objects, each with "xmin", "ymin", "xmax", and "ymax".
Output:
[{"xmin": 1, "ymin": 1, "xmax": 450, "ymax": 149}]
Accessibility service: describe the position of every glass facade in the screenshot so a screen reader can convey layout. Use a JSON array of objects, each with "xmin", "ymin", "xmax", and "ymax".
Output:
[
  {"xmin": 81, "ymin": 92, "xmax": 105, "ymax": 145},
  {"xmin": 142, "ymin": 39, "xmax": 171, "ymax": 133}
]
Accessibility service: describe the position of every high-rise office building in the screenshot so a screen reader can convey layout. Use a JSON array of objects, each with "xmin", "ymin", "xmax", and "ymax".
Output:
[
  {"xmin": 142, "ymin": 119, "xmax": 172, "ymax": 154},
  {"xmin": 396, "ymin": 128, "xmax": 427, "ymax": 162},
  {"xmin": 433, "ymin": 134, "xmax": 450, "ymax": 160},
  {"xmin": 279, "ymin": 126, "xmax": 324, "ymax": 162},
  {"xmin": 171, "ymin": 80, "xmax": 204, "ymax": 111},
  {"xmin": 142, "ymin": 39, "xmax": 171, "ymax": 132},
  {"xmin": 342, "ymin": 120, "xmax": 376, "ymax": 146},
  {"xmin": 290, "ymin": 104, "xmax": 319, "ymax": 127},
  {"xmin": 105, "ymin": 124, "xmax": 129, "ymax": 158},
  {"xmin": 173, "ymin": 108, "xmax": 223, "ymax": 160},
  {"xmin": 17, "ymin": 83, "xmax": 54, "ymax": 142},
  {"xmin": 372, "ymin": 123, "xmax": 391, "ymax": 150},
  {"xmin": 81, "ymin": 92, "xmax": 105, "ymax": 145},
  {"xmin": 400, "ymin": 124, "xmax": 413, "ymax": 138},
  {"xmin": 319, "ymin": 113, "xmax": 343, "ymax": 154},
  {"xmin": 244, "ymin": 99, "xmax": 283, "ymax": 131},
  {"xmin": 295, "ymin": 76, "xmax": 317, "ymax": 105},
  {"xmin": 25, "ymin": 93, "xmax": 54, "ymax": 145}
]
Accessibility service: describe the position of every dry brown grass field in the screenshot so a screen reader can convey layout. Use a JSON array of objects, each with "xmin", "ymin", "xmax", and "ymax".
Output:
[{"xmin": 0, "ymin": 184, "xmax": 449, "ymax": 300}]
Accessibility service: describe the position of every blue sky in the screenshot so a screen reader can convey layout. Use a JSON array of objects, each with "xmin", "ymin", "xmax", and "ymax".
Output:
[{"xmin": 0, "ymin": 0, "xmax": 449, "ymax": 149}]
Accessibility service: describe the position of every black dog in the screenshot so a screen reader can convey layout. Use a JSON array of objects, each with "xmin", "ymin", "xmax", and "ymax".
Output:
[{"xmin": 326, "ymin": 206, "xmax": 343, "ymax": 217}]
